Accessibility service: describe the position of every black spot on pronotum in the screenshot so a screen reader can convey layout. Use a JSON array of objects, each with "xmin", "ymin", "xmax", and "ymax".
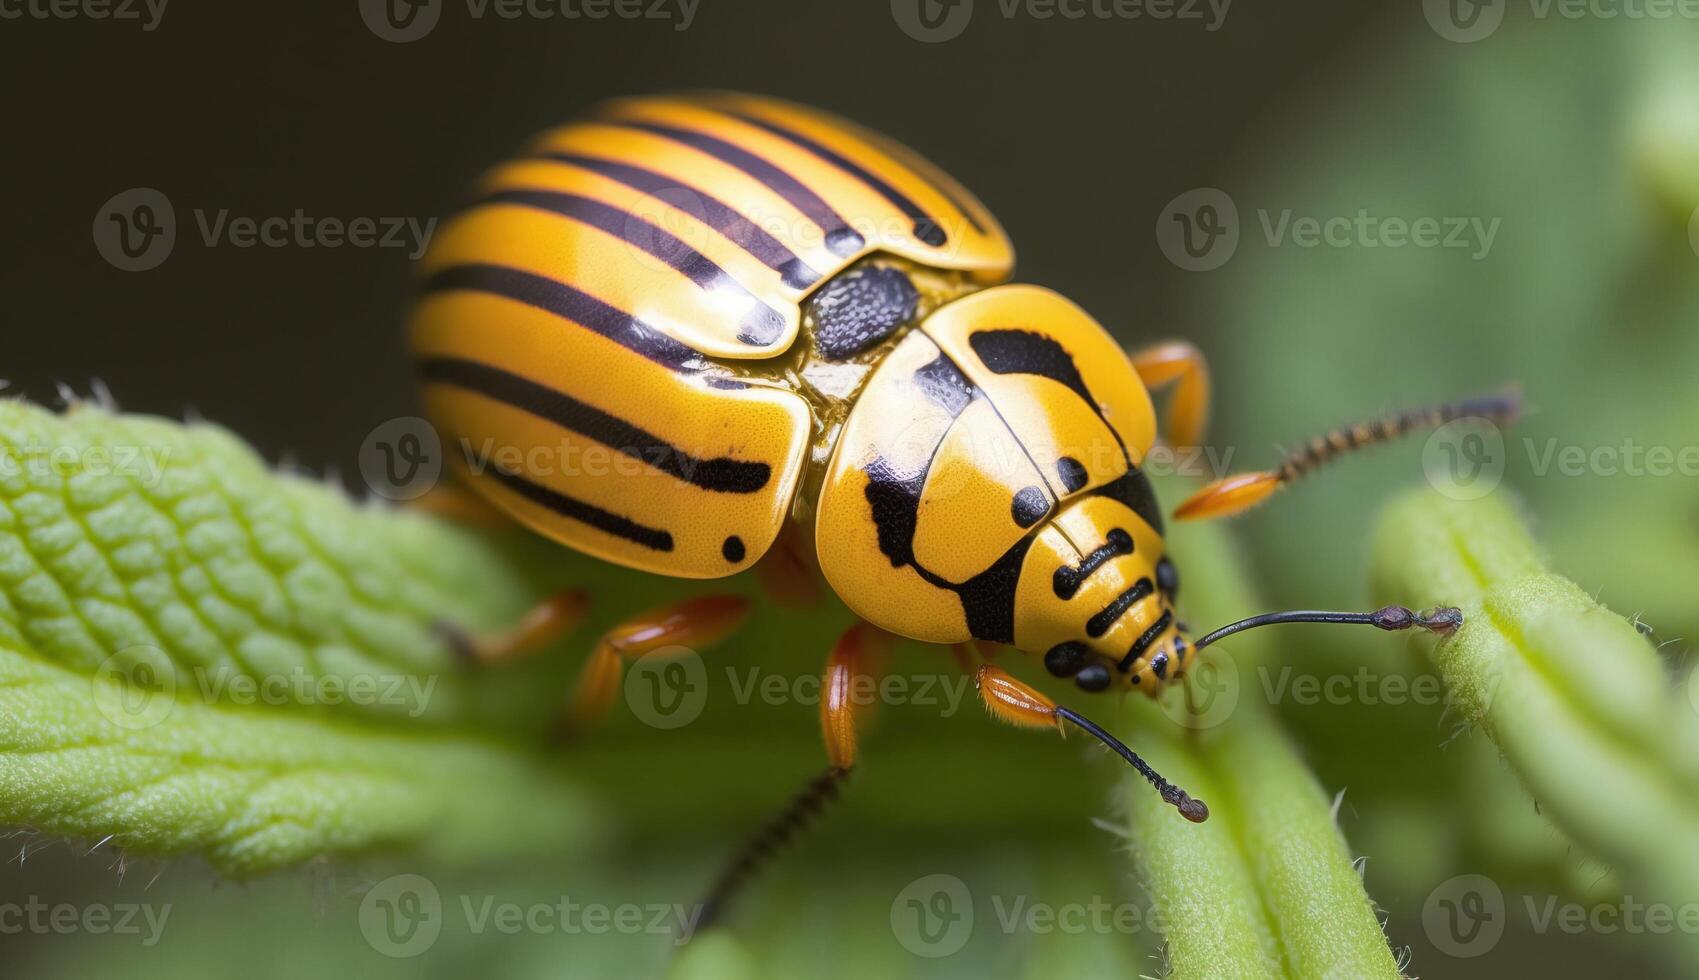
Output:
[
  {"xmin": 809, "ymin": 265, "xmax": 920, "ymax": 360},
  {"xmin": 1045, "ymin": 642, "xmax": 1089, "ymax": 678},
  {"xmin": 1150, "ymin": 651, "xmax": 1170, "ymax": 681},
  {"xmin": 1075, "ymin": 663, "xmax": 1111, "ymax": 692},
  {"xmin": 1011, "ymin": 485, "xmax": 1049, "ymax": 528},
  {"xmin": 1056, "ymin": 456, "xmax": 1089, "ymax": 493},
  {"xmin": 722, "ymin": 536, "xmax": 746, "ymax": 563}
]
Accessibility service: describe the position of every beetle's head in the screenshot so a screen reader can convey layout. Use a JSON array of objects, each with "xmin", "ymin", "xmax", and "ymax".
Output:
[{"xmin": 1005, "ymin": 475, "xmax": 1188, "ymax": 696}]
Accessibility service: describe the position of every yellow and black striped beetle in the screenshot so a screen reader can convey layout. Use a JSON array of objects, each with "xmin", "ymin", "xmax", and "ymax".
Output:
[{"xmin": 408, "ymin": 91, "xmax": 1514, "ymax": 922}]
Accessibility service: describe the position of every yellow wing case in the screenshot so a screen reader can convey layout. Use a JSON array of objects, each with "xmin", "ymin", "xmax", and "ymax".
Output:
[{"xmin": 409, "ymin": 92, "xmax": 1012, "ymax": 578}]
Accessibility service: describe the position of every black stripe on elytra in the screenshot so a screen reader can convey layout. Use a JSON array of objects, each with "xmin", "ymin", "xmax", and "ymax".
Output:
[
  {"xmin": 418, "ymin": 357, "xmax": 770, "ymax": 494},
  {"xmin": 485, "ymin": 462, "xmax": 673, "ymax": 552},
  {"xmin": 1085, "ymin": 577, "xmax": 1153, "ymax": 639},
  {"xmin": 420, "ymin": 264, "xmax": 709, "ymax": 374},
  {"xmin": 717, "ymin": 109, "xmax": 949, "ymax": 248},
  {"xmin": 530, "ymin": 152, "xmax": 821, "ymax": 291},
  {"xmin": 606, "ymin": 118, "xmax": 865, "ymax": 258},
  {"xmin": 474, "ymin": 188, "xmax": 785, "ymax": 347},
  {"xmin": 1052, "ymin": 528, "xmax": 1132, "ymax": 599},
  {"xmin": 1119, "ymin": 610, "xmax": 1173, "ymax": 672},
  {"xmin": 850, "ymin": 122, "xmax": 990, "ymax": 235}
]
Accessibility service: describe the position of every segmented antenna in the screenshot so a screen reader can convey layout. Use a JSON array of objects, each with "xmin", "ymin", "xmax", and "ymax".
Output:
[{"xmin": 691, "ymin": 765, "xmax": 851, "ymax": 936}]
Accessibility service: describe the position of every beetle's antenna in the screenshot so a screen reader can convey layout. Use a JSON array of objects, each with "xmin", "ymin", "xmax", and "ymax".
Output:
[
  {"xmin": 1191, "ymin": 604, "xmax": 1463, "ymax": 652},
  {"xmin": 1054, "ymin": 705, "xmax": 1208, "ymax": 822},
  {"xmin": 1174, "ymin": 386, "xmax": 1523, "ymax": 520},
  {"xmin": 976, "ymin": 665, "xmax": 1207, "ymax": 822},
  {"xmin": 690, "ymin": 765, "xmax": 850, "ymax": 938}
]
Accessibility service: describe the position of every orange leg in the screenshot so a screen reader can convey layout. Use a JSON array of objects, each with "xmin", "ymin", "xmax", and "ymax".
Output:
[
  {"xmin": 1173, "ymin": 386, "xmax": 1522, "ymax": 522},
  {"xmin": 443, "ymin": 590, "xmax": 592, "ymax": 666},
  {"xmin": 976, "ymin": 665, "xmax": 1208, "ymax": 822},
  {"xmin": 1129, "ymin": 341, "xmax": 1212, "ymax": 449},
  {"xmin": 559, "ymin": 594, "xmax": 752, "ymax": 736},
  {"xmin": 821, "ymin": 623, "xmax": 894, "ymax": 770}
]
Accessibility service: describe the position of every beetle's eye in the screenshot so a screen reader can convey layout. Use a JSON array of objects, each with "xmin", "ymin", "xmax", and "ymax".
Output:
[{"xmin": 1156, "ymin": 557, "xmax": 1180, "ymax": 599}]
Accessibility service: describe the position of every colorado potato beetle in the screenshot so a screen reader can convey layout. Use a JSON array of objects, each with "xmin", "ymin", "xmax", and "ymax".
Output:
[{"xmin": 407, "ymin": 91, "xmax": 1514, "ymax": 924}]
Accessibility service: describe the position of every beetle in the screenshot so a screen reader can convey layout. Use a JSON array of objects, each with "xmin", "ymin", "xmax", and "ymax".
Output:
[{"xmin": 407, "ymin": 91, "xmax": 1514, "ymax": 923}]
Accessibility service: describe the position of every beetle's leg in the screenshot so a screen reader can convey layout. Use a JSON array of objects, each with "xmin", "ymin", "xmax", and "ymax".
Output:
[
  {"xmin": 693, "ymin": 622, "xmax": 890, "ymax": 934},
  {"xmin": 1174, "ymin": 386, "xmax": 1522, "ymax": 521},
  {"xmin": 976, "ymin": 665, "xmax": 1208, "ymax": 822},
  {"xmin": 441, "ymin": 590, "xmax": 593, "ymax": 666},
  {"xmin": 1129, "ymin": 341, "xmax": 1212, "ymax": 449},
  {"xmin": 557, "ymin": 594, "xmax": 752, "ymax": 737}
]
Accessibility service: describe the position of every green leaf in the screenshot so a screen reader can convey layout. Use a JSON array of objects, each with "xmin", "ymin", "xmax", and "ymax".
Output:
[
  {"xmin": 0, "ymin": 399, "xmax": 600, "ymax": 875},
  {"xmin": 1372, "ymin": 489, "xmax": 1699, "ymax": 915}
]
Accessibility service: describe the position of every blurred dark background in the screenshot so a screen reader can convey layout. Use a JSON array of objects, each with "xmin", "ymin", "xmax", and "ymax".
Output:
[{"xmin": 2, "ymin": 0, "xmax": 1396, "ymax": 471}]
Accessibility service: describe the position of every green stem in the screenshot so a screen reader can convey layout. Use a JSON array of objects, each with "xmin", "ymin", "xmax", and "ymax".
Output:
[{"xmin": 1372, "ymin": 489, "xmax": 1699, "ymax": 918}]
